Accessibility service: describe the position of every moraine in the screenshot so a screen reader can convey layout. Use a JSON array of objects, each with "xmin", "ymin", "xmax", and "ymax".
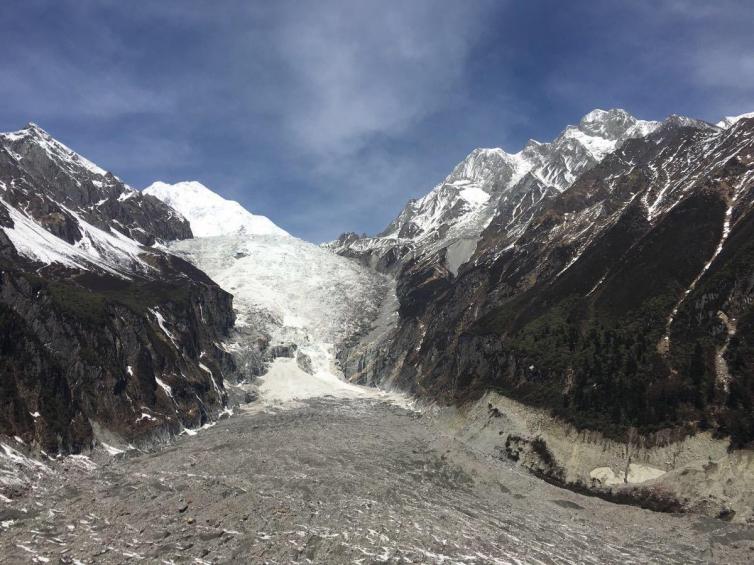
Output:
[{"xmin": 2, "ymin": 380, "xmax": 753, "ymax": 563}]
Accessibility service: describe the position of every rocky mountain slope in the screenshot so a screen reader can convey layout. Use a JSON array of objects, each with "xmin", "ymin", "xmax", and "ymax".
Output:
[
  {"xmin": 333, "ymin": 110, "xmax": 754, "ymax": 451},
  {"xmin": 0, "ymin": 125, "xmax": 236, "ymax": 456}
]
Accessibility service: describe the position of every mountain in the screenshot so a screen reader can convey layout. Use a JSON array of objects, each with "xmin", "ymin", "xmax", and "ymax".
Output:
[
  {"xmin": 3, "ymin": 110, "xmax": 752, "ymax": 492},
  {"xmin": 334, "ymin": 110, "xmax": 754, "ymax": 450},
  {"xmin": 0, "ymin": 124, "xmax": 237, "ymax": 454},
  {"xmin": 326, "ymin": 109, "xmax": 662, "ymax": 273},
  {"xmin": 144, "ymin": 180, "xmax": 289, "ymax": 238}
]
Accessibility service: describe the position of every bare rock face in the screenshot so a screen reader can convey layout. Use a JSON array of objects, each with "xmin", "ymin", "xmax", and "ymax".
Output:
[
  {"xmin": 336, "ymin": 114, "xmax": 754, "ymax": 448},
  {"xmin": 0, "ymin": 124, "xmax": 236, "ymax": 454}
]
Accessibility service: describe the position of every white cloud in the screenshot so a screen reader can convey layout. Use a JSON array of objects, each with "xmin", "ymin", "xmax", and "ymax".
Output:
[{"xmin": 265, "ymin": 1, "xmax": 496, "ymax": 157}]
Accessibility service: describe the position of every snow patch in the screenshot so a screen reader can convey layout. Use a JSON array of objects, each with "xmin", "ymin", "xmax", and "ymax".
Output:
[
  {"xmin": 0, "ymin": 198, "xmax": 152, "ymax": 276},
  {"xmin": 155, "ymin": 377, "xmax": 174, "ymax": 400},
  {"xmin": 445, "ymin": 238, "xmax": 479, "ymax": 276},
  {"xmin": 198, "ymin": 362, "xmax": 223, "ymax": 399},
  {"xmin": 149, "ymin": 308, "xmax": 179, "ymax": 347},
  {"xmin": 100, "ymin": 442, "xmax": 126, "ymax": 456},
  {"xmin": 458, "ymin": 185, "xmax": 490, "ymax": 206}
]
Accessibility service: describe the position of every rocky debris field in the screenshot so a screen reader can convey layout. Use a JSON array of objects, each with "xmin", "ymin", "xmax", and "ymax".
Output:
[{"xmin": 2, "ymin": 392, "xmax": 754, "ymax": 564}]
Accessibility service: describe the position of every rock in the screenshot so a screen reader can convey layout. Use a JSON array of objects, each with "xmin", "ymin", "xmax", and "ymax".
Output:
[
  {"xmin": 266, "ymin": 343, "xmax": 297, "ymax": 359},
  {"xmin": 296, "ymin": 352, "xmax": 314, "ymax": 374}
]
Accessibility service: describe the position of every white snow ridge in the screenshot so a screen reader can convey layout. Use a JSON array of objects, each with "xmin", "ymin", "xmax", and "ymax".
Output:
[
  {"xmin": 716, "ymin": 111, "xmax": 754, "ymax": 129},
  {"xmin": 143, "ymin": 180, "xmax": 289, "ymax": 238}
]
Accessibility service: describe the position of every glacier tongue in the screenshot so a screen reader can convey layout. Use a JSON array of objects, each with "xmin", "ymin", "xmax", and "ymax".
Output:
[
  {"xmin": 146, "ymin": 179, "xmax": 397, "ymax": 404},
  {"xmin": 162, "ymin": 229, "xmax": 397, "ymax": 405}
]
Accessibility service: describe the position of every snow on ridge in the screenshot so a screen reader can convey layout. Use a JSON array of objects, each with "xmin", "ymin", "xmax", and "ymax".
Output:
[
  {"xmin": 357, "ymin": 108, "xmax": 661, "ymax": 253},
  {"xmin": 144, "ymin": 180, "xmax": 289, "ymax": 238},
  {"xmin": 0, "ymin": 124, "xmax": 164, "ymax": 276},
  {"xmin": 0, "ymin": 197, "xmax": 152, "ymax": 276},
  {"xmin": 717, "ymin": 111, "xmax": 754, "ymax": 129}
]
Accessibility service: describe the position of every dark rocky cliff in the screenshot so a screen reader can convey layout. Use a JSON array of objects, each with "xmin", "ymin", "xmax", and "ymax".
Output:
[{"xmin": 0, "ymin": 125, "xmax": 236, "ymax": 454}]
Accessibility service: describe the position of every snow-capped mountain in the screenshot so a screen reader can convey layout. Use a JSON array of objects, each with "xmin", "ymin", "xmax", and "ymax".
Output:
[
  {"xmin": 338, "ymin": 110, "xmax": 754, "ymax": 453},
  {"xmin": 0, "ymin": 124, "xmax": 236, "ymax": 454},
  {"xmin": 327, "ymin": 109, "xmax": 662, "ymax": 273},
  {"xmin": 144, "ymin": 180, "xmax": 288, "ymax": 238}
]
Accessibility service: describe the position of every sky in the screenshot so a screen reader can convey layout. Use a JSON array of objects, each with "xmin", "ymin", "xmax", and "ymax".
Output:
[{"xmin": 1, "ymin": 1, "xmax": 753, "ymax": 242}]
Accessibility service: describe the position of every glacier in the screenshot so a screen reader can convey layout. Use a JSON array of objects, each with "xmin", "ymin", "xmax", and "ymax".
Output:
[{"xmin": 147, "ymin": 182, "xmax": 397, "ymax": 406}]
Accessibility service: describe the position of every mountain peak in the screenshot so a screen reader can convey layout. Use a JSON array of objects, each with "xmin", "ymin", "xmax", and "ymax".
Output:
[
  {"xmin": 579, "ymin": 107, "xmax": 630, "ymax": 124},
  {"xmin": 144, "ymin": 180, "xmax": 289, "ymax": 238},
  {"xmin": 2, "ymin": 122, "xmax": 109, "ymax": 177},
  {"xmin": 7, "ymin": 122, "xmax": 55, "ymax": 142},
  {"xmin": 649, "ymin": 114, "xmax": 719, "ymax": 137},
  {"xmin": 577, "ymin": 108, "xmax": 645, "ymax": 139},
  {"xmin": 716, "ymin": 111, "xmax": 754, "ymax": 129},
  {"xmin": 24, "ymin": 121, "xmax": 47, "ymax": 133}
]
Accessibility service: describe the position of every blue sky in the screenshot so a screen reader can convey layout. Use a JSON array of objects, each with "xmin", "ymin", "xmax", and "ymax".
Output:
[{"xmin": 1, "ymin": 1, "xmax": 752, "ymax": 241}]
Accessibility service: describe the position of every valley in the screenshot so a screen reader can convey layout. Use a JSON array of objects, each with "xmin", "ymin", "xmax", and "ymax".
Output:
[
  {"xmin": 3, "ymin": 368, "xmax": 754, "ymax": 564},
  {"xmin": 2, "ymin": 109, "xmax": 754, "ymax": 563}
]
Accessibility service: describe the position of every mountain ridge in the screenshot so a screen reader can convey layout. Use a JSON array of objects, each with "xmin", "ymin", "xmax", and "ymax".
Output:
[
  {"xmin": 144, "ymin": 180, "xmax": 289, "ymax": 238},
  {"xmin": 334, "ymin": 112, "xmax": 754, "ymax": 448},
  {"xmin": 325, "ymin": 108, "xmax": 668, "ymax": 273}
]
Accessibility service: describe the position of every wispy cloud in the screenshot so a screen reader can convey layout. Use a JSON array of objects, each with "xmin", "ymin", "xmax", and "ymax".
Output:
[
  {"xmin": 659, "ymin": 1, "xmax": 754, "ymax": 116},
  {"xmin": 540, "ymin": 1, "xmax": 754, "ymax": 125},
  {"xmin": 0, "ymin": 3, "xmax": 171, "ymax": 123},
  {"xmin": 264, "ymin": 1, "xmax": 496, "ymax": 158}
]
